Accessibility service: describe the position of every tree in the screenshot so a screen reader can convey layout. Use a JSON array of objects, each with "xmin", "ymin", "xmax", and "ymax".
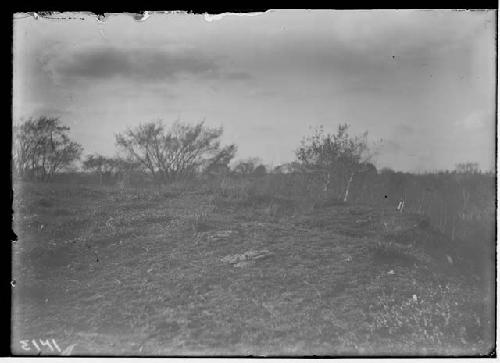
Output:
[
  {"xmin": 233, "ymin": 157, "xmax": 262, "ymax": 176},
  {"xmin": 13, "ymin": 116, "xmax": 83, "ymax": 180},
  {"xmin": 253, "ymin": 164, "xmax": 267, "ymax": 176},
  {"xmin": 203, "ymin": 144, "xmax": 237, "ymax": 176},
  {"xmin": 115, "ymin": 120, "xmax": 235, "ymax": 182},
  {"xmin": 272, "ymin": 162, "xmax": 305, "ymax": 174},
  {"xmin": 349, "ymin": 161, "xmax": 378, "ymax": 202},
  {"xmin": 455, "ymin": 162, "xmax": 480, "ymax": 174},
  {"xmin": 380, "ymin": 167, "xmax": 395, "ymax": 175},
  {"xmin": 295, "ymin": 124, "xmax": 371, "ymax": 201},
  {"xmin": 82, "ymin": 154, "xmax": 118, "ymax": 184}
]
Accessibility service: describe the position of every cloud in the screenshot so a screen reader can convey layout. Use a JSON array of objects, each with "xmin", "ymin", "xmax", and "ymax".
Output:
[{"xmin": 42, "ymin": 45, "xmax": 251, "ymax": 83}]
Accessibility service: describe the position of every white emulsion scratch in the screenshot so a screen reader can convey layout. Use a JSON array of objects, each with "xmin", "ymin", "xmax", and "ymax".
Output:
[{"xmin": 204, "ymin": 12, "xmax": 266, "ymax": 23}]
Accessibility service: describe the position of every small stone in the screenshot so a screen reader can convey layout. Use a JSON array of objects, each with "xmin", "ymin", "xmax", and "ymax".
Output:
[
  {"xmin": 234, "ymin": 261, "xmax": 254, "ymax": 268},
  {"xmin": 221, "ymin": 249, "xmax": 273, "ymax": 266}
]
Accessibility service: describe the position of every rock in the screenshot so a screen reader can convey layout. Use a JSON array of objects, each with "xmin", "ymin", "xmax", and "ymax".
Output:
[
  {"xmin": 221, "ymin": 249, "xmax": 273, "ymax": 267},
  {"xmin": 205, "ymin": 230, "xmax": 237, "ymax": 241},
  {"xmin": 195, "ymin": 230, "xmax": 238, "ymax": 245},
  {"xmin": 221, "ymin": 254, "xmax": 244, "ymax": 264},
  {"xmin": 210, "ymin": 230, "xmax": 233, "ymax": 238},
  {"xmin": 234, "ymin": 261, "xmax": 255, "ymax": 268}
]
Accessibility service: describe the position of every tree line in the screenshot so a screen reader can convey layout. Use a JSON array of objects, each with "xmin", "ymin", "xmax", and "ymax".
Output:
[
  {"xmin": 12, "ymin": 117, "xmax": 275, "ymax": 184},
  {"xmin": 12, "ymin": 116, "xmax": 493, "ymax": 248},
  {"xmin": 12, "ymin": 116, "xmax": 487, "ymax": 193}
]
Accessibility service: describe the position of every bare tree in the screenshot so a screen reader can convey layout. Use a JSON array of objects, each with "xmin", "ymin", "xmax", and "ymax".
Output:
[
  {"xmin": 455, "ymin": 162, "xmax": 480, "ymax": 174},
  {"xmin": 295, "ymin": 124, "xmax": 373, "ymax": 201},
  {"xmin": 115, "ymin": 120, "xmax": 235, "ymax": 183},
  {"xmin": 13, "ymin": 116, "xmax": 83, "ymax": 181}
]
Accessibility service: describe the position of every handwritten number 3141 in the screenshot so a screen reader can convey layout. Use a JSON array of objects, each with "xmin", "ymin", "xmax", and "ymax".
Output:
[{"xmin": 20, "ymin": 339, "xmax": 62, "ymax": 353}]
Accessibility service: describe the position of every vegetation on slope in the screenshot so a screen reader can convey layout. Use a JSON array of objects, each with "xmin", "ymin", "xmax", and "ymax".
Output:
[{"xmin": 12, "ymin": 181, "xmax": 494, "ymax": 356}]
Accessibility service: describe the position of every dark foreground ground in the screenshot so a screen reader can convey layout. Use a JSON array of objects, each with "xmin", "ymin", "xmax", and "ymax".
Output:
[{"xmin": 11, "ymin": 182, "xmax": 495, "ymax": 356}]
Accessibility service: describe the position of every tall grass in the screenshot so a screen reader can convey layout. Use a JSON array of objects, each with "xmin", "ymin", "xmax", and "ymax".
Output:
[
  {"xmin": 31, "ymin": 168, "xmax": 494, "ymax": 252},
  {"xmin": 202, "ymin": 171, "xmax": 494, "ymax": 262}
]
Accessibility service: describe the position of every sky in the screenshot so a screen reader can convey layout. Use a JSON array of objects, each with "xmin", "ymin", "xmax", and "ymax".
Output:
[{"xmin": 13, "ymin": 10, "xmax": 496, "ymax": 172}]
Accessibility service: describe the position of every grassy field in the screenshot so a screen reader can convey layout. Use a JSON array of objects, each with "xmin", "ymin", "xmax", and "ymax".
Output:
[{"xmin": 11, "ymin": 181, "xmax": 494, "ymax": 356}]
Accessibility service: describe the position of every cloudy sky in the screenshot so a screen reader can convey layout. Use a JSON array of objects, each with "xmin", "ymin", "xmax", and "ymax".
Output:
[{"xmin": 13, "ymin": 10, "xmax": 496, "ymax": 172}]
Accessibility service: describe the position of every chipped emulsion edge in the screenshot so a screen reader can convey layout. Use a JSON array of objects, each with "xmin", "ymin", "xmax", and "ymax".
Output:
[
  {"xmin": 203, "ymin": 11, "xmax": 267, "ymax": 22},
  {"xmin": 14, "ymin": 12, "xmax": 87, "ymax": 21},
  {"xmin": 15, "ymin": 10, "xmax": 269, "ymax": 23},
  {"xmin": 13, "ymin": 12, "xmax": 141, "ymax": 22}
]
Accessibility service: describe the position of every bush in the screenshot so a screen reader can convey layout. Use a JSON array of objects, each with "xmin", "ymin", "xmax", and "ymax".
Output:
[{"xmin": 366, "ymin": 280, "xmax": 490, "ymax": 354}]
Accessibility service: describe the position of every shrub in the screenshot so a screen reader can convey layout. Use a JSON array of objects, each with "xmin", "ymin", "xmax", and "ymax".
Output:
[
  {"xmin": 116, "ymin": 120, "xmax": 236, "ymax": 183},
  {"xmin": 366, "ymin": 281, "xmax": 490, "ymax": 354}
]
